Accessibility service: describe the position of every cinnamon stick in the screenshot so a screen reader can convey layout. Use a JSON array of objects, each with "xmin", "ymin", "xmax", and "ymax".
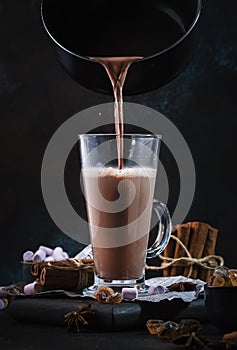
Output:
[
  {"xmin": 183, "ymin": 221, "xmax": 209, "ymax": 279},
  {"xmin": 170, "ymin": 222, "xmax": 191, "ymax": 276},
  {"xmin": 199, "ymin": 226, "xmax": 218, "ymax": 281},
  {"xmin": 31, "ymin": 258, "xmax": 94, "ymax": 292},
  {"xmin": 39, "ymin": 266, "xmax": 94, "ymax": 291},
  {"xmin": 162, "ymin": 230, "xmax": 177, "ymax": 277}
]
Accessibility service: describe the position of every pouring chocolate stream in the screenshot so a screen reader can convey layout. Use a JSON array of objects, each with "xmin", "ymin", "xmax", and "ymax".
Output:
[{"xmin": 90, "ymin": 57, "xmax": 142, "ymax": 169}]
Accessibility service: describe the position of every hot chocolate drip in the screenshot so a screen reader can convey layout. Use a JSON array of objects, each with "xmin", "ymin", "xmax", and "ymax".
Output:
[{"xmin": 90, "ymin": 57, "xmax": 142, "ymax": 169}]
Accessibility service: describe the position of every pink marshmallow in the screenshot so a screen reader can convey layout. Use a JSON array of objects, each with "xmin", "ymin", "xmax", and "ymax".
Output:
[
  {"xmin": 121, "ymin": 287, "xmax": 138, "ymax": 300},
  {"xmin": 147, "ymin": 285, "xmax": 167, "ymax": 295}
]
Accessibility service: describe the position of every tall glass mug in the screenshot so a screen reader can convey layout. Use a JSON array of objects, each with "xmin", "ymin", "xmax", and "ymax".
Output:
[{"xmin": 78, "ymin": 134, "xmax": 171, "ymax": 294}]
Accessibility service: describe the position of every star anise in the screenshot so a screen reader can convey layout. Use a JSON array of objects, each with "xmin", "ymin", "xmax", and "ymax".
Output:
[
  {"xmin": 173, "ymin": 331, "xmax": 207, "ymax": 349},
  {"xmin": 157, "ymin": 321, "xmax": 180, "ymax": 339},
  {"xmin": 64, "ymin": 303, "xmax": 95, "ymax": 332},
  {"xmin": 167, "ymin": 282, "xmax": 197, "ymax": 292},
  {"xmin": 172, "ymin": 319, "xmax": 207, "ymax": 348},
  {"xmin": 178, "ymin": 319, "xmax": 201, "ymax": 335}
]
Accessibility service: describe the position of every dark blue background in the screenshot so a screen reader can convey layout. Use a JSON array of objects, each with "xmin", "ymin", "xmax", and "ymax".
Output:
[{"xmin": 0, "ymin": 0, "xmax": 236, "ymax": 284}]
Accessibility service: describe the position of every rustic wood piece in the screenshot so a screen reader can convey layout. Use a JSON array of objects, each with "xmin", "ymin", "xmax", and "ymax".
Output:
[
  {"xmin": 162, "ymin": 221, "xmax": 219, "ymax": 281},
  {"xmin": 30, "ymin": 258, "xmax": 94, "ymax": 292},
  {"xmin": 199, "ymin": 227, "xmax": 218, "ymax": 282},
  {"xmin": 162, "ymin": 230, "xmax": 177, "ymax": 276},
  {"xmin": 170, "ymin": 223, "xmax": 191, "ymax": 276}
]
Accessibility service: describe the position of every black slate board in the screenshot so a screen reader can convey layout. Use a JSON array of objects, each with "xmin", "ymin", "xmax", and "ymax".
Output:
[{"xmin": 7, "ymin": 296, "xmax": 208, "ymax": 331}]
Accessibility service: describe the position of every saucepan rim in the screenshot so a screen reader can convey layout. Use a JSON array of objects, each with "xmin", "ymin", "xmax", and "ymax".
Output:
[{"xmin": 41, "ymin": 0, "xmax": 202, "ymax": 63}]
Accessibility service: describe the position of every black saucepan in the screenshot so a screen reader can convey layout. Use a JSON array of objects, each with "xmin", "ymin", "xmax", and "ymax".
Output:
[{"xmin": 41, "ymin": 0, "xmax": 202, "ymax": 95}]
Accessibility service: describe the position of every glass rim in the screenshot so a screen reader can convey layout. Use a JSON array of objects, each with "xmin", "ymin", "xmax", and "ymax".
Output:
[{"xmin": 78, "ymin": 133, "xmax": 162, "ymax": 139}]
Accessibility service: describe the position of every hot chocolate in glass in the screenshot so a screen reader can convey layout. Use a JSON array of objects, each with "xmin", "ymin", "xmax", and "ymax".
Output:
[{"xmin": 79, "ymin": 134, "xmax": 171, "ymax": 294}]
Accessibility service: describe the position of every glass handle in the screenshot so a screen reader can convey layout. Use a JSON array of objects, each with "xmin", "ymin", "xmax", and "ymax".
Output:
[{"xmin": 146, "ymin": 200, "xmax": 172, "ymax": 259}]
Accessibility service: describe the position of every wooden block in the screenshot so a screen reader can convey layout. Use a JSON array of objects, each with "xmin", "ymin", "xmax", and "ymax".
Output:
[
  {"xmin": 170, "ymin": 223, "xmax": 191, "ymax": 276},
  {"xmin": 8, "ymin": 296, "xmax": 206, "ymax": 331},
  {"xmin": 8, "ymin": 297, "xmax": 142, "ymax": 331},
  {"xmin": 113, "ymin": 303, "xmax": 143, "ymax": 330}
]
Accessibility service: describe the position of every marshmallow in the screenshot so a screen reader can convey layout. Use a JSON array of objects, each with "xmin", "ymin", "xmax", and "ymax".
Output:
[
  {"xmin": 23, "ymin": 250, "xmax": 34, "ymax": 262},
  {"xmin": 147, "ymin": 285, "xmax": 167, "ymax": 295},
  {"xmin": 24, "ymin": 282, "xmax": 43, "ymax": 295},
  {"xmin": 39, "ymin": 245, "xmax": 53, "ymax": 256},
  {"xmin": 44, "ymin": 256, "xmax": 55, "ymax": 262},
  {"xmin": 62, "ymin": 251, "xmax": 69, "ymax": 259},
  {"xmin": 33, "ymin": 249, "xmax": 46, "ymax": 262},
  {"xmin": 53, "ymin": 247, "xmax": 64, "ymax": 261},
  {"xmin": 121, "ymin": 287, "xmax": 138, "ymax": 300},
  {"xmin": 0, "ymin": 298, "xmax": 7, "ymax": 311},
  {"xmin": 75, "ymin": 244, "xmax": 93, "ymax": 260}
]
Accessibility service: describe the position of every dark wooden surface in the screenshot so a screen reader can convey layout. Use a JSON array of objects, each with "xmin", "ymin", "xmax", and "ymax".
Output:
[
  {"xmin": 0, "ymin": 1, "xmax": 236, "ymax": 348},
  {"xmin": 0, "ymin": 298, "xmax": 224, "ymax": 350},
  {"xmin": 6, "ymin": 296, "xmax": 209, "ymax": 331},
  {"xmin": 0, "ymin": 0, "xmax": 237, "ymax": 286},
  {"xmin": 0, "ymin": 0, "xmax": 236, "ymax": 347}
]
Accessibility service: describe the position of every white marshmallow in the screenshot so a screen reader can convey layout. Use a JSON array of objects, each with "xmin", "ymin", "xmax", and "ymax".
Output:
[
  {"xmin": 0, "ymin": 298, "xmax": 5, "ymax": 310},
  {"xmin": 44, "ymin": 256, "xmax": 55, "ymax": 262},
  {"xmin": 62, "ymin": 252, "xmax": 69, "ymax": 259},
  {"xmin": 39, "ymin": 245, "xmax": 53, "ymax": 256},
  {"xmin": 53, "ymin": 247, "xmax": 64, "ymax": 261},
  {"xmin": 23, "ymin": 250, "xmax": 34, "ymax": 262},
  {"xmin": 33, "ymin": 249, "xmax": 46, "ymax": 262},
  {"xmin": 24, "ymin": 282, "xmax": 43, "ymax": 295}
]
